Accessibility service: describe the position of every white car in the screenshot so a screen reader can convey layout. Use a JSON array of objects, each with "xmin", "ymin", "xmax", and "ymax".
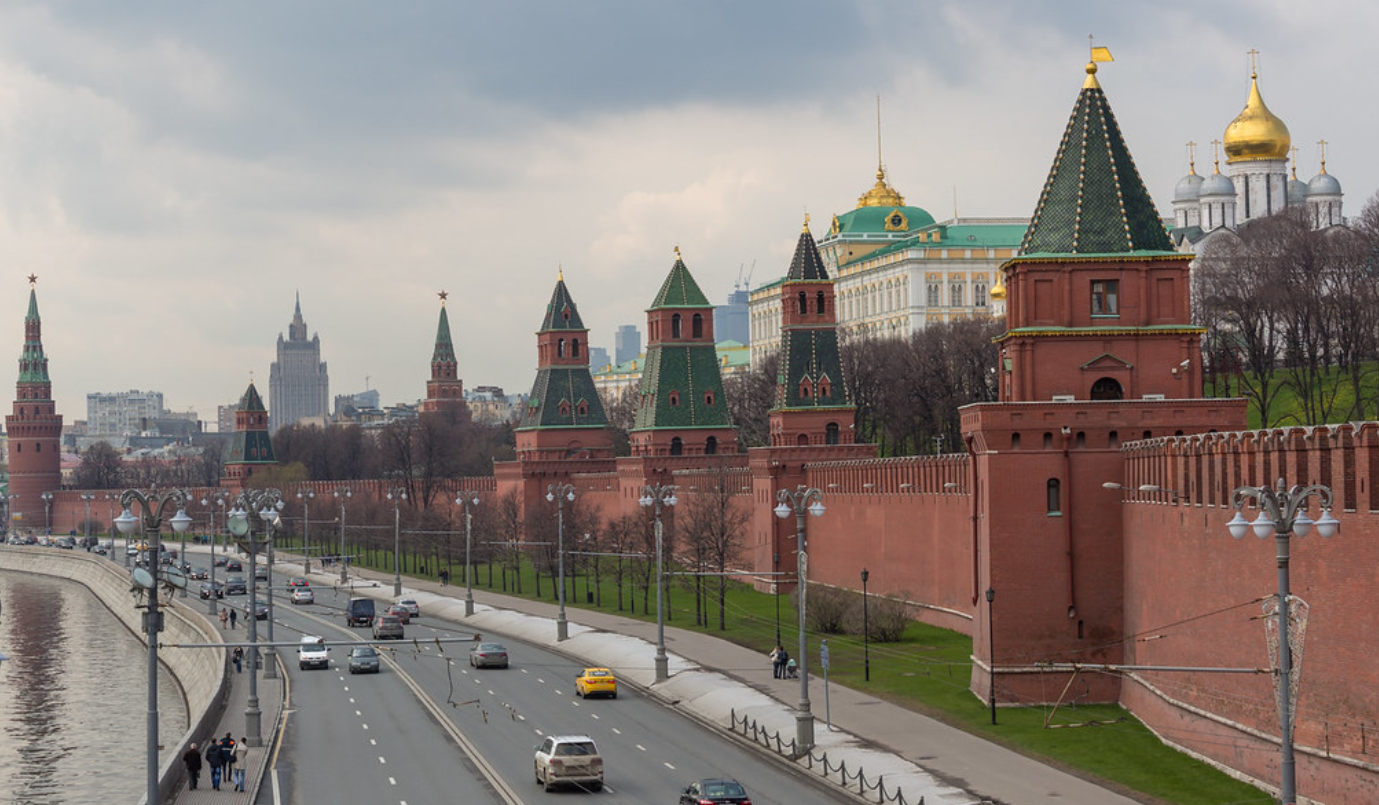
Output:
[
  {"xmin": 291, "ymin": 587, "xmax": 315, "ymax": 604},
  {"xmin": 298, "ymin": 636, "xmax": 329, "ymax": 670}
]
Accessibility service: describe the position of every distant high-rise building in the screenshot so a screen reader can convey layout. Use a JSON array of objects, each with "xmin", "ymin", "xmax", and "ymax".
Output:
[
  {"xmin": 614, "ymin": 324, "xmax": 641, "ymax": 365},
  {"xmin": 334, "ymin": 389, "xmax": 380, "ymax": 417},
  {"xmin": 86, "ymin": 390, "xmax": 164, "ymax": 436},
  {"xmin": 587, "ymin": 346, "xmax": 610, "ymax": 373},
  {"xmin": 269, "ymin": 293, "xmax": 329, "ymax": 433},
  {"xmin": 714, "ymin": 287, "xmax": 749, "ymax": 344}
]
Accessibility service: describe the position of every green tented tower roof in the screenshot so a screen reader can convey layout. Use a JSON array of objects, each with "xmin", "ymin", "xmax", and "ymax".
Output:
[
  {"xmin": 540, "ymin": 272, "xmax": 587, "ymax": 332},
  {"xmin": 1019, "ymin": 63, "xmax": 1173, "ymax": 257},
  {"xmin": 648, "ymin": 254, "xmax": 713, "ymax": 310}
]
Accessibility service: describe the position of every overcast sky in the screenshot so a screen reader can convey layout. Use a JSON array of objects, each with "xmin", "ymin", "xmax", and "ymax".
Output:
[{"xmin": 1, "ymin": 0, "xmax": 1373, "ymax": 431}]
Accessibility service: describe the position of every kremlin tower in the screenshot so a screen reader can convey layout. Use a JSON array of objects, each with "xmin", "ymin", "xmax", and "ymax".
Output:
[
  {"xmin": 5, "ymin": 276, "xmax": 63, "ymax": 530},
  {"xmin": 421, "ymin": 291, "xmax": 464, "ymax": 413}
]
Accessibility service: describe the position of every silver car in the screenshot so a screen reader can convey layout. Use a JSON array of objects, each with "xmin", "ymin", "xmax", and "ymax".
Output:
[
  {"xmin": 534, "ymin": 735, "xmax": 603, "ymax": 792},
  {"xmin": 348, "ymin": 645, "xmax": 381, "ymax": 674},
  {"xmin": 372, "ymin": 615, "xmax": 404, "ymax": 640}
]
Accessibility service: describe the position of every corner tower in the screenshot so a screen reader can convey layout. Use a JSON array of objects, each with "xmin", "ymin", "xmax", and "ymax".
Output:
[
  {"xmin": 630, "ymin": 251, "xmax": 737, "ymax": 456},
  {"xmin": 222, "ymin": 380, "xmax": 277, "ymax": 488},
  {"xmin": 5, "ymin": 275, "xmax": 63, "ymax": 527},
  {"xmin": 514, "ymin": 271, "xmax": 612, "ymax": 460},
  {"xmin": 768, "ymin": 218, "xmax": 858, "ymax": 446},
  {"xmin": 421, "ymin": 291, "xmax": 464, "ymax": 412}
]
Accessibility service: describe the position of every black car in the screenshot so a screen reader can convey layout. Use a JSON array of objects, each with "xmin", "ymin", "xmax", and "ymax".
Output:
[
  {"xmin": 251, "ymin": 599, "xmax": 269, "ymax": 620},
  {"xmin": 199, "ymin": 581, "xmax": 224, "ymax": 599},
  {"xmin": 678, "ymin": 779, "xmax": 751, "ymax": 805},
  {"xmin": 226, "ymin": 560, "xmax": 243, "ymax": 573},
  {"xmin": 223, "ymin": 576, "xmax": 247, "ymax": 596},
  {"xmin": 189, "ymin": 566, "xmax": 210, "ymax": 580}
]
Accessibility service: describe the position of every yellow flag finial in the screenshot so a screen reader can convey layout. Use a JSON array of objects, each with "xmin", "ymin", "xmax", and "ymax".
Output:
[
  {"xmin": 557, "ymin": 264, "xmax": 564, "ymax": 282},
  {"xmin": 1084, "ymin": 38, "xmax": 1112, "ymax": 89},
  {"xmin": 803, "ymin": 211, "xmax": 810, "ymax": 233},
  {"xmin": 674, "ymin": 245, "xmax": 681, "ymax": 261}
]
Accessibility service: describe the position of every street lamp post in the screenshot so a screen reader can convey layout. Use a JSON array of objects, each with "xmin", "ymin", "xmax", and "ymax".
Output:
[
  {"xmin": 334, "ymin": 488, "xmax": 351, "ymax": 583},
  {"xmin": 202, "ymin": 494, "xmax": 227, "ymax": 615},
  {"xmin": 114, "ymin": 488, "xmax": 192, "ymax": 805},
  {"xmin": 40, "ymin": 491, "xmax": 53, "ymax": 534},
  {"xmin": 860, "ymin": 568, "xmax": 870, "ymax": 682},
  {"xmin": 1226, "ymin": 478, "xmax": 1339, "ymax": 805},
  {"xmin": 774, "ymin": 484, "xmax": 825, "ymax": 755},
  {"xmin": 387, "ymin": 488, "xmax": 407, "ymax": 597},
  {"xmin": 985, "ymin": 587, "xmax": 996, "ymax": 725},
  {"xmin": 79, "ymin": 493, "xmax": 95, "ymax": 551},
  {"xmin": 546, "ymin": 483, "xmax": 575, "ymax": 641},
  {"xmin": 106, "ymin": 493, "xmax": 128, "ymax": 567},
  {"xmin": 5, "ymin": 494, "xmax": 17, "ymax": 541},
  {"xmin": 263, "ymin": 501, "xmax": 283, "ymax": 678},
  {"xmin": 456, "ymin": 492, "xmax": 480, "ymax": 616},
  {"xmin": 638, "ymin": 483, "xmax": 678, "ymax": 682},
  {"xmin": 227, "ymin": 487, "xmax": 283, "ymax": 746},
  {"xmin": 297, "ymin": 489, "xmax": 315, "ymax": 574}
]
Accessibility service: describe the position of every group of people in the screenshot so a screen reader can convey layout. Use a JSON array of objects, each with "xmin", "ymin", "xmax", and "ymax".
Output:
[
  {"xmin": 217, "ymin": 607, "xmax": 239, "ymax": 629},
  {"xmin": 769, "ymin": 645, "xmax": 797, "ymax": 679},
  {"xmin": 181, "ymin": 733, "xmax": 248, "ymax": 792}
]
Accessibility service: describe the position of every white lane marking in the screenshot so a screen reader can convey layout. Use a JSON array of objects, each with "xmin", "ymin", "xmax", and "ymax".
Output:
[
  {"xmin": 636, "ymin": 744, "xmax": 646, "ymax": 752},
  {"xmin": 389, "ymin": 777, "xmax": 397, "ymax": 785},
  {"xmin": 356, "ymin": 710, "xmax": 363, "ymax": 716},
  {"xmin": 521, "ymin": 668, "xmax": 530, "ymax": 674},
  {"xmin": 379, "ymin": 756, "xmax": 387, "ymax": 764},
  {"xmin": 362, "ymin": 724, "xmax": 369, "ymax": 730},
  {"xmin": 590, "ymin": 714, "xmax": 600, "ymax": 720},
  {"xmin": 611, "ymin": 728, "xmax": 622, "ymax": 735},
  {"xmin": 537, "ymin": 677, "xmax": 546, "ymax": 684},
  {"xmin": 370, "ymin": 738, "xmax": 377, "ymax": 746},
  {"xmin": 664, "ymin": 762, "xmax": 676, "ymax": 770}
]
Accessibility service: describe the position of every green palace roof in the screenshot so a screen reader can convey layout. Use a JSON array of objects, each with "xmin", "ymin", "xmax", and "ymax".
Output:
[{"xmin": 830, "ymin": 204, "xmax": 936, "ymax": 238}]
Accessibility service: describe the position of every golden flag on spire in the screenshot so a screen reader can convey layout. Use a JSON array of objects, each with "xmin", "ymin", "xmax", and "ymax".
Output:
[{"xmin": 1091, "ymin": 46, "xmax": 1113, "ymax": 63}]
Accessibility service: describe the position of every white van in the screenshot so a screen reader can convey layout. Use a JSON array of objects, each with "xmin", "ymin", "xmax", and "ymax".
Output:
[{"xmin": 298, "ymin": 636, "xmax": 329, "ymax": 670}]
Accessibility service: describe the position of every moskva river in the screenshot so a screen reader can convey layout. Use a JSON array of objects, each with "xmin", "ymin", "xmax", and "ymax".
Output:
[{"xmin": 0, "ymin": 569, "xmax": 188, "ymax": 805}]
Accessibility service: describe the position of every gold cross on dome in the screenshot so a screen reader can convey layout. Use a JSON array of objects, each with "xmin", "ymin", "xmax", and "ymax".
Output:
[{"xmin": 1248, "ymin": 48, "xmax": 1260, "ymax": 76}]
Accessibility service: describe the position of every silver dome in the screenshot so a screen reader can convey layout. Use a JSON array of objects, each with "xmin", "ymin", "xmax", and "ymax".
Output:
[
  {"xmin": 1199, "ymin": 172, "xmax": 1235, "ymax": 197},
  {"xmin": 1174, "ymin": 172, "xmax": 1204, "ymax": 202},
  {"xmin": 1286, "ymin": 178, "xmax": 1309, "ymax": 205},
  {"xmin": 1308, "ymin": 171, "xmax": 1342, "ymax": 196}
]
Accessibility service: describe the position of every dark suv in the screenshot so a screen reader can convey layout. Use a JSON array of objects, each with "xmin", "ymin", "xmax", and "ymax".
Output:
[{"xmin": 223, "ymin": 576, "xmax": 247, "ymax": 596}]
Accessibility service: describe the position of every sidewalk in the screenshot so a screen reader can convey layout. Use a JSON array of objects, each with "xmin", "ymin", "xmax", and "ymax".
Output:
[
  {"xmin": 173, "ymin": 616, "xmax": 285, "ymax": 804},
  {"xmin": 315, "ymin": 560, "xmax": 1144, "ymax": 805}
]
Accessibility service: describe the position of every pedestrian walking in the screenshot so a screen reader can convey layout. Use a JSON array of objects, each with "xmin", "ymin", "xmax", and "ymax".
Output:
[
  {"xmin": 182, "ymin": 742, "xmax": 203, "ymax": 790},
  {"xmin": 205, "ymin": 738, "xmax": 225, "ymax": 791},
  {"xmin": 229, "ymin": 608, "xmax": 238, "ymax": 629},
  {"xmin": 218, "ymin": 608, "xmax": 228, "ymax": 629},
  {"xmin": 232, "ymin": 736, "xmax": 248, "ymax": 791},
  {"xmin": 220, "ymin": 733, "xmax": 237, "ymax": 781},
  {"xmin": 232, "ymin": 646, "xmax": 244, "ymax": 674},
  {"xmin": 769, "ymin": 645, "xmax": 786, "ymax": 679}
]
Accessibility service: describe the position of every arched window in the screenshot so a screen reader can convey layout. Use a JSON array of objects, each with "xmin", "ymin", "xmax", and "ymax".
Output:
[
  {"xmin": 671, "ymin": 314, "xmax": 682, "ymax": 339},
  {"xmin": 927, "ymin": 284, "xmax": 940, "ymax": 307},
  {"xmin": 825, "ymin": 422, "xmax": 840, "ymax": 445},
  {"xmin": 797, "ymin": 292, "xmax": 807, "ymax": 314},
  {"xmin": 796, "ymin": 433, "xmax": 810, "ymax": 446},
  {"xmin": 818, "ymin": 378, "xmax": 830, "ymax": 398},
  {"xmin": 1075, "ymin": 431, "xmax": 1086, "ymax": 448},
  {"xmin": 1109, "ymin": 430, "xmax": 1119, "ymax": 448},
  {"xmin": 1043, "ymin": 432, "xmax": 1053, "ymax": 449},
  {"xmin": 670, "ymin": 437, "xmax": 683, "ymax": 456},
  {"xmin": 692, "ymin": 314, "xmax": 703, "ymax": 339},
  {"xmin": 1010, "ymin": 432, "xmax": 1020, "ymax": 449},
  {"xmin": 572, "ymin": 338, "xmax": 581, "ymax": 357},
  {"xmin": 799, "ymin": 379, "xmax": 812, "ymax": 398},
  {"xmin": 577, "ymin": 402, "xmax": 588, "ymax": 416},
  {"xmin": 951, "ymin": 283, "xmax": 964, "ymax": 306},
  {"xmin": 1090, "ymin": 377, "xmax": 1123, "ymax": 400},
  {"xmin": 557, "ymin": 338, "xmax": 566, "ymax": 358},
  {"xmin": 816, "ymin": 290, "xmax": 826, "ymax": 315},
  {"xmin": 668, "ymin": 391, "xmax": 680, "ymax": 407},
  {"xmin": 1047, "ymin": 479, "xmax": 1061, "ymax": 513},
  {"xmin": 704, "ymin": 390, "xmax": 715, "ymax": 406},
  {"xmin": 705, "ymin": 436, "xmax": 718, "ymax": 455},
  {"xmin": 559, "ymin": 401, "xmax": 571, "ymax": 417}
]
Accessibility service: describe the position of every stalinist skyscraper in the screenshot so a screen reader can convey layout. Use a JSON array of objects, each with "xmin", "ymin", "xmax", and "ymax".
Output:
[{"xmin": 269, "ymin": 294, "xmax": 329, "ymax": 433}]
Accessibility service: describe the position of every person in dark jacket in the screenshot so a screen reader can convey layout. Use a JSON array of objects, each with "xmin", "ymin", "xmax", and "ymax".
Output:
[
  {"xmin": 182, "ymin": 742, "xmax": 203, "ymax": 790},
  {"xmin": 205, "ymin": 739, "xmax": 226, "ymax": 790},
  {"xmin": 220, "ymin": 733, "xmax": 238, "ymax": 780}
]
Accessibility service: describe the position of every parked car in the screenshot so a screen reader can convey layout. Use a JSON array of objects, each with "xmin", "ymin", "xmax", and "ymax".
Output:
[
  {"xmin": 54, "ymin": 537, "xmax": 75, "ymax": 549},
  {"xmin": 199, "ymin": 581, "xmax": 224, "ymax": 599},
  {"xmin": 468, "ymin": 642, "xmax": 509, "ymax": 669},
  {"xmin": 223, "ymin": 576, "xmax": 247, "ymax": 596},
  {"xmin": 575, "ymin": 667, "xmax": 618, "ymax": 699},
  {"xmin": 348, "ymin": 645, "xmax": 381, "ymax": 674},
  {"xmin": 290, "ymin": 587, "xmax": 315, "ymax": 605},
  {"xmin": 678, "ymin": 779, "xmax": 752, "ymax": 805},
  {"xmin": 397, "ymin": 598, "xmax": 420, "ymax": 618},
  {"xmin": 372, "ymin": 614, "xmax": 404, "ymax": 640},
  {"xmin": 386, "ymin": 604, "xmax": 411, "ymax": 624},
  {"xmin": 533, "ymin": 735, "xmax": 603, "ymax": 792},
  {"xmin": 298, "ymin": 636, "xmax": 329, "ymax": 670}
]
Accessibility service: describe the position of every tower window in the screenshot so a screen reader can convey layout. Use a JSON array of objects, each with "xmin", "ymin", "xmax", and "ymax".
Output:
[
  {"xmin": 704, "ymin": 390, "xmax": 715, "ymax": 406},
  {"xmin": 705, "ymin": 436, "xmax": 718, "ymax": 455},
  {"xmin": 672, "ymin": 314, "xmax": 682, "ymax": 339},
  {"xmin": 826, "ymin": 422, "xmax": 840, "ymax": 445},
  {"xmin": 816, "ymin": 290, "xmax": 826, "ymax": 314},
  {"xmin": 1091, "ymin": 280, "xmax": 1119, "ymax": 316},
  {"xmin": 797, "ymin": 291, "xmax": 807, "ymax": 314},
  {"xmin": 557, "ymin": 338, "xmax": 566, "ymax": 358},
  {"xmin": 670, "ymin": 437, "xmax": 683, "ymax": 456},
  {"xmin": 669, "ymin": 391, "xmax": 680, "ymax": 407},
  {"xmin": 1047, "ymin": 478, "xmax": 1062, "ymax": 514},
  {"xmin": 692, "ymin": 314, "xmax": 703, "ymax": 339}
]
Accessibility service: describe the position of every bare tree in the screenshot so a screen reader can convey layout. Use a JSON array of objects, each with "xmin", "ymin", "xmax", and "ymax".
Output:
[
  {"xmin": 725, "ymin": 350, "xmax": 778, "ymax": 449},
  {"xmin": 75, "ymin": 441, "xmax": 124, "ymax": 489},
  {"xmin": 679, "ymin": 464, "xmax": 752, "ymax": 630}
]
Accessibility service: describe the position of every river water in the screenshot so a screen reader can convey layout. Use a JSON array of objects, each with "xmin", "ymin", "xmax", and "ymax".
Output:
[{"xmin": 0, "ymin": 569, "xmax": 188, "ymax": 805}]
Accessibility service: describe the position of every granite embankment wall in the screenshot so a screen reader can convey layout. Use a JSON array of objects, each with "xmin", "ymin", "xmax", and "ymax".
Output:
[{"xmin": 0, "ymin": 547, "xmax": 228, "ymax": 804}]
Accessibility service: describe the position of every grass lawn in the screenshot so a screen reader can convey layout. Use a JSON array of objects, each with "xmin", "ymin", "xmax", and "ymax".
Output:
[{"xmin": 340, "ymin": 549, "xmax": 1272, "ymax": 805}]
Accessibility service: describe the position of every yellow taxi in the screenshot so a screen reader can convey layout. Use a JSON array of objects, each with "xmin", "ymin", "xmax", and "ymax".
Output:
[{"xmin": 574, "ymin": 667, "xmax": 618, "ymax": 699}]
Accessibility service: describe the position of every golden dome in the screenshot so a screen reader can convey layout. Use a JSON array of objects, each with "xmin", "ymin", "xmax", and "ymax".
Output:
[
  {"xmin": 1223, "ymin": 74, "xmax": 1290, "ymax": 162},
  {"xmin": 857, "ymin": 165, "xmax": 905, "ymax": 208},
  {"xmin": 989, "ymin": 274, "xmax": 1006, "ymax": 302}
]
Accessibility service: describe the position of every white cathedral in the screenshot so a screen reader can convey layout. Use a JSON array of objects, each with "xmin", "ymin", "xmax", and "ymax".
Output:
[{"xmin": 1170, "ymin": 66, "xmax": 1344, "ymax": 252}]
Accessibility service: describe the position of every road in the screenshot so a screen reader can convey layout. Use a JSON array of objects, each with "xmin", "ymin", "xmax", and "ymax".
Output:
[{"xmin": 255, "ymin": 568, "xmax": 851, "ymax": 805}]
